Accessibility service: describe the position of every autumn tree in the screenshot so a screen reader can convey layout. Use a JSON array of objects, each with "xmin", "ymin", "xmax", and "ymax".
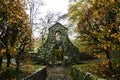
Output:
[
  {"xmin": 15, "ymin": 24, "xmax": 32, "ymax": 71},
  {"xmin": 68, "ymin": 0, "xmax": 120, "ymax": 70},
  {"xmin": 0, "ymin": 0, "xmax": 32, "ymax": 70},
  {"xmin": 27, "ymin": 0, "xmax": 43, "ymax": 28}
]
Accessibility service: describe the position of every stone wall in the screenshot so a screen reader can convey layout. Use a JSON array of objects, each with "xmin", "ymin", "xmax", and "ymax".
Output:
[
  {"xmin": 22, "ymin": 66, "xmax": 47, "ymax": 80},
  {"xmin": 38, "ymin": 22, "xmax": 80, "ymax": 65},
  {"xmin": 71, "ymin": 66, "xmax": 107, "ymax": 80}
]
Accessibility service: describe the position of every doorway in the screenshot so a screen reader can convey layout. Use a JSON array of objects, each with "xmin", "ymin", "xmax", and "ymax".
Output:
[{"xmin": 52, "ymin": 45, "xmax": 63, "ymax": 65}]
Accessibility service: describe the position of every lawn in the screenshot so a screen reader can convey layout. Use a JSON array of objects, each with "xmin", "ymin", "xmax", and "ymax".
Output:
[
  {"xmin": 72, "ymin": 61, "xmax": 120, "ymax": 79},
  {"xmin": 0, "ymin": 63, "xmax": 44, "ymax": 80}
]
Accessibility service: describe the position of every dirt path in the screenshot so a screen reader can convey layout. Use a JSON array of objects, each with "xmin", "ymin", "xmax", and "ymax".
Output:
[{"xmin": 46, "ymin": 66, "xmax": 72, "ymax": 80}]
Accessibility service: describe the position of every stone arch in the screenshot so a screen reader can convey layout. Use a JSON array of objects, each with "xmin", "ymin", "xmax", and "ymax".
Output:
[
  {"xmin": 55, "ymin": 30, "xmax": 61, "ymax": 41},
  {"xmin": 38, "ymin": 22, "xmax": 80, "ymax": 65},
  {"xmin": 52, "ymin": 44, "xmax": 64, "ymax": 65}
]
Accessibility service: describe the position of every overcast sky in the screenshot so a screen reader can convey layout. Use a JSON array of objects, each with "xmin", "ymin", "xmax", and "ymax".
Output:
[
  {"xmin": 29, "ymin": 0, "xmax": 72, "ymax": 38},
  {"xmin": 40, "ymin": 0, "xmax": 69, "ymax": 15}
]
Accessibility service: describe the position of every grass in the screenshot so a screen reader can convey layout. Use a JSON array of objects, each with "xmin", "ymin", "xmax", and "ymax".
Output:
[
  {"xmin": 73, "ymin": 62, "xmax": 120, "ymax": 79},
  {"xmin": 0, "ymin": 63, "xmax": 44, "ymax": 80}
]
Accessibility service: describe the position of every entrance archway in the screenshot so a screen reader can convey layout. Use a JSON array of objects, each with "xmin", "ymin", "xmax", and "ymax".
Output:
[
  {"xmin": 52, "ymin": 45, "xmax": 63, "ymax": 65},
  {"xmin": 38, "ymin": 22, "xmax": 80, "ymax": 65}
]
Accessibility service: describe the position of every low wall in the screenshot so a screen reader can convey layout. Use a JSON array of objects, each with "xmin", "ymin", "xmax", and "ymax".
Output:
[
  {"xmin": 22, "ymin": 66, "xmax": 47, "ymax": 80},
  {"xmin": 71, "ymin": 66, "xmax": 107, "ymax": 80}
]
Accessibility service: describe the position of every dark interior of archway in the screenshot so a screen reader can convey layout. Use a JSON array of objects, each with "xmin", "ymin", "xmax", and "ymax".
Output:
[{"xmin": 52, "ymin": 45, "xmax": 63, "ymax": 64}]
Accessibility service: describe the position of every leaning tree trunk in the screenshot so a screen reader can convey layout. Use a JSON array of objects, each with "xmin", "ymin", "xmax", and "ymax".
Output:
[
  {"xmin": 105, "ymin": 49, "xmax": 113, "ymax": 70},
  {"xmin": 0, "ymin": 56, "xmax": 3, "ymax": 69}
]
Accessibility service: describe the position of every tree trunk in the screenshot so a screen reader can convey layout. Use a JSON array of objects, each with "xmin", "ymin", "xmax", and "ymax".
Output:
[
  {"xmin": 16, "ymin": 48, "xmax": 23, "ymax": 71},
  {"xmin": 15, "ymin": 53, "xmax": 20, "ymax": 71},
  {"xmin": 6, "ymin": 52, "xmax": 11, "ymax": 68},
  {"xmin": 105, "ymin": 49, "xmax": 113, "ymax": 70},
  {"xmin": 15, "ymin": 45, "xmax": 25, "ymax": 71},
  {"xmin": 0, "ymin": 56, "xmax": 3, "ymax": 69}
]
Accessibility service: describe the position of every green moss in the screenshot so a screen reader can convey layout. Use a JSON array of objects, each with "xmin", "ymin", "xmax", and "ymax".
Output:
[{"xmin": 72, "ymin": 63, "xmax": 98, "ymax": 73}]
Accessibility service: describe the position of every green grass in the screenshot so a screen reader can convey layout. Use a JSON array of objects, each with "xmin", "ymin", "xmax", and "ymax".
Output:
[
  {"xmin": 72, "ymin": 63, "xmax": 99, "ymax": 75},
  {"xmin": 72, "ymin": 62, "xmax": 120, "ymax": 79},
  {"xmin": 0, "ymin": 64, "xmax": 44, "ymax": 80}
]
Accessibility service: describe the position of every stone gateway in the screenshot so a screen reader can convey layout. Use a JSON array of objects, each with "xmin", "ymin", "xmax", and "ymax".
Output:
[{"xmin": 38, "ymin": 22, "xmax": 80, "ymax": 65}]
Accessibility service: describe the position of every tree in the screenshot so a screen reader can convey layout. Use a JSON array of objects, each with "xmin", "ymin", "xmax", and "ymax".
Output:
[
  {"xmin": 15, "ymin": 25, "xmax": 32, "ymax": 71},
  {"xmin": 27, "ymin": 0, "xmax": 43, "ymax": 27},
  {"xmin": 39, "ymin": 12, "xmax": 63, "ymax": 44},
  {"xmin": 32, "ymin": 11, "xmax": 66, "ymax": 45},
  {"xmin": 68, "ymin": 0, "xmax": 120, "ymax": 70},
  {"xmin": 0, "ymin": 0, "xmax": 32, "ymax": 70}
]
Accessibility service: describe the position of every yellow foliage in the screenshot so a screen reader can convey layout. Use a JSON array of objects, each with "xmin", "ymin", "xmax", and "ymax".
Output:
[
  {"xmin": 9, "ymin": 46, "xmax": 17, "ymax": 55},
  {"xmin": 105, "ymin": 64, "xmax": 109, "ymax": 68},
  {"xmin": 116, "ymin": 64, "xmax": 119, "ymax": 68},
  {"xmin": 95, "ymin": 53, "xmax": 105, "ymax": 58},
  {"xmin": 110, "ymin": 0, "xmax": 115, "ymax": 3},
  {"xmin": 112, "ymin": 47, "xmax": 115, "ymax": 50},
  {"xmin": 112, "ymin": 75, "xmax": 115, "ymax": 77},
  {"xmin": 108, "ymin": 29, "xmax": 111, "ymax": 33},
  {"xmin": 118, "ymin": 37, "xmax": 120, "ymax": 42},
  {"xmin": 1, "ymin": 49, "xmax": 6, "ymax": 53},
  {"xmin": 102, "ymin": 60, "xmax": 109, "ymax": 65},
  {"xmin": 92, "ymin": 31, "xmax": 96, "ymax": 34},
  {"xmin": 92, "ymin": 0, "xmax": 96, "ymax": 4},
  {"xmin": 110, "ymin": 33, "xmax": 117, "ymax": 37},
  {"xmin": 11, "ymin": 78, "xmax": 16, "ymax": 80},
  {"xmin": 103, "ymin": 45, "xmax": 107, "ymax": 50}
]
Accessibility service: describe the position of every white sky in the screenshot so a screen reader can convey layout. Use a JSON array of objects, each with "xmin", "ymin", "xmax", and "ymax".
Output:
[
  {"xmin": 40, "ymin": 0, "xmax": 69, "ymax": 15},
  {"xmin": 30, "ymin": 0, "xmax": 72, "ymax": 38}
]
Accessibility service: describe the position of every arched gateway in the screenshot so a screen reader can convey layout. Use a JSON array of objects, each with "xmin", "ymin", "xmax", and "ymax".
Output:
[{"xmin": 38, "ymin": 22, "xmax": 80, "ymax": 65}]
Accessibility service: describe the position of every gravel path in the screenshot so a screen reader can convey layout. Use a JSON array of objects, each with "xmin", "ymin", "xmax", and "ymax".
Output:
[{"xmin": 46, "ymin": 66, "xmax": 72, "ymax": 80}]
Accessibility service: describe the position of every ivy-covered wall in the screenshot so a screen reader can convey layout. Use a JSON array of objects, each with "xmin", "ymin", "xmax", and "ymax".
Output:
[{"xmin": 37, "ymin": 22, "xmax": 80, "ymax": 65}]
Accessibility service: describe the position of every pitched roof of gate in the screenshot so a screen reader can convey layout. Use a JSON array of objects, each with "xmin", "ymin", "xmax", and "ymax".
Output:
[{"xmin": 48, "ymin": 22, "xmax": 68, "ymax": 30}]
